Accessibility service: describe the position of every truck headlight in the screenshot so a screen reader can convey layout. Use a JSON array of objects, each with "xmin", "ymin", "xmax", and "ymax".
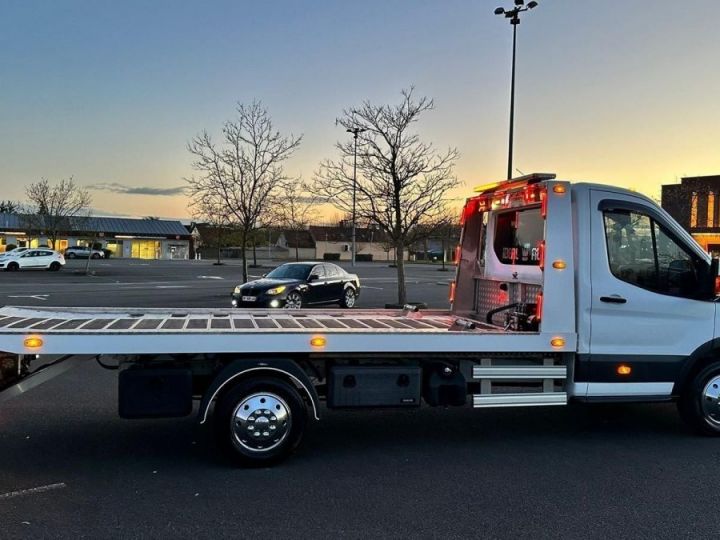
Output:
[
  {"xmin": 266, "ymin": 286, "xmax": 286, "ymax": 295},
  {"xmin": 233, "ymin": 286, "xmax": 242, "ymax": 294}
]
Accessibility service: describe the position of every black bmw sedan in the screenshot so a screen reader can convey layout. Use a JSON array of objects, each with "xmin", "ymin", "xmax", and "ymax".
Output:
[{"xmin": 231, "ymin": 262, "xmax": 360, "ymax": 309}]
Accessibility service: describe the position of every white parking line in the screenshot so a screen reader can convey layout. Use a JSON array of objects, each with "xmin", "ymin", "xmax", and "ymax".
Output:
[
  {"xmin": 7, "ymin": 294, "xmax": 49, "ymax": 300},
  {"xmin": 362, "ymin": 286, "xmax": 384, "ymax": 290},
  {"xmin": 0, "ymin": 482, "xmax": 66, "ymax": 500},
  {"xmin": 156, "ymin": 285, "xmax": 189, "ymax": 289},
  {"xmin": 197, "ymin": 276, "xmax": 224, "ymax": 280}
]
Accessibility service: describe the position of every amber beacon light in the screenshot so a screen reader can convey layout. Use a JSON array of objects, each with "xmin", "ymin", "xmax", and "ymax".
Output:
[
  {"xmin": 24, "ymin": 336, "xmax": 44, "ymax": 349},
  {"xmin": 310, "ymin": 336, "xmax": 326, "ymax": 349}
]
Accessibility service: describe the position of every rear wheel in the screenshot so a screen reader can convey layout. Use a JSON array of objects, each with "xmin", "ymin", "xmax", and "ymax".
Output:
[
  {"xmin": 66, "ymin": 252, "xmax": 76, "ymax": 259},
  {"xmin": 49, "ymin": 261, "xmax": 61, "ymax": 271},
  {"xmin": 340, "ymin": 287, "xmax": 357, "ymax": 308},
  {"xmin": 678, "ymin": 360, "xmax": 720, "ymax": 436},
  {"xmin": 214, "ymin": 377, "xmax": 308, "ymax": 466},
  {"xmin": 284, "ymin": 291, "xmax": 303, "ymax": 310}
]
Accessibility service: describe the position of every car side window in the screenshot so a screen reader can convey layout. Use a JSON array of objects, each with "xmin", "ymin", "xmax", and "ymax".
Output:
[
  {"xmin": 312, "ymin": 265, "xmax": 326, "ymax": 279},
  {"xmin": 324, "ymin": 264, "xmax": 338, "ymax": 278},
  {"xmin": 603, "ymin": 209, "xmax": 705, "ymax": 298}
]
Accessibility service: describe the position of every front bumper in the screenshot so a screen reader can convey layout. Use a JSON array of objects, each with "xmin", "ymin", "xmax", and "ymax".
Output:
[{"xmin": 231, "ymin": 293, "xmax": 287, "ymax": 309}]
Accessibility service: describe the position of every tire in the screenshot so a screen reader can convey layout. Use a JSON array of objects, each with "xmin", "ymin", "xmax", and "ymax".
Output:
[
  {"xmin": 66, "ymin": 252, "xmax": 76, "ymax": 259},
  {"xmin": 91, "ymin": 253, "xmax": 100, "ymax": 259},
  {"xmin": 340, "ymin": 287, "xmax": 357, "ymax": 308},
  {"xmin": 6, "ymin": 262, "xmax": 19, "ymax": 272},
  {"xmin": 214, "ymin": 377, "xmax": 308, "ymax": 467},
  {"xmin": 678, "ymin": 360, "xmax": 720, "ymax": 436},
  {"xmin": 284, "ymin": 291, "xmax": 303, "ymax": 310},
  {"xmin": 49, "ymin": 261, "xmax": 61, "ymax": 271}
]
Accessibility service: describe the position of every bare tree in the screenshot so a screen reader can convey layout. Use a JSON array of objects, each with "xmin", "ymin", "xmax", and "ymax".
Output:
[
  {"xmin": 190, "ymin": 192, "xmax": 233, "ymax": 265},
  {"xmin": 312, "ymin": 88, "xmax": 460, "ymax": 304},
  {"xmin": 273, "ymin": 186, "xmax": 319, "ymax": 261},
  {"xmin": 186, "ymin": 101, "xmax": 302, "ymax": 282},
  {"xmin": 23, "ymin": 177, "xmax": 92, "ymax": 249},
  {"xmin": 0, "ymin": 200, "xmax": 20, "ymax": 214}
]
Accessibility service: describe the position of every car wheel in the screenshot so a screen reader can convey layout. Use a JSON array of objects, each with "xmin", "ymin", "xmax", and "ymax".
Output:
[
  {"xmin": 678, "ymin": 360, "xmax": 720, "ymax": 436},
  {"xmin": 340, "ymin": 287, "xmax": 357, "ymax": 308},
  {"xmin": 284, "ymin": 291, "xmax": 303, "ymax": 310},
  {"xmin": 66, "ymin": 252, "xmax": 76, "ymax": 259},
  {"xmin": 49, "ymin": 261, "xmax": 61, "ymax": 271},
  {"xmin": 91, "ymin": 253, "xmax": 100, "ymax": 259},
  {"xmin": 7, "ymin": 262, "xmax": 19, "ymax": 272},
  {"xmin": 214, "ymin": 377, "xmax": 308, "ymax": 467}
]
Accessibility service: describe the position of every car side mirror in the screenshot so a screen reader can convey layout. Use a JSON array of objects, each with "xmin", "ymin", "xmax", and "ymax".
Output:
[
  {"xmin": 308, "ymin": 274, "xmax": 319, "ymax": 282},
  {"xmin": 261, "ymin": 273, "xmax": 267, "ymax": 278}
]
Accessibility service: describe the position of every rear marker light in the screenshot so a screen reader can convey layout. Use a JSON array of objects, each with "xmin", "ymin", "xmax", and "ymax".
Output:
[
  {"xmin": 552, "ymin": 184, "xmax": 567, "ymax": 194},
  {"xmin": 24, "ymin": 336, "xmax": 43, "ymax": 349},
  {"xmin": 535, "ymin": 292, "xmax": 543, "ymax": 322},
  {"xmin": 449, "ymin": 281, "xmax": 456, "ymax": 303},
  {"xmin": 310, "ymin": 336, "xmax": 326, "ymax": 349},
  {"xmin": 550, "ymin": 337, "xmax": 565, "ymax": 348},
  {"xmin": 538, "ymin": 241, "xmax": 546, "ymax": 270},
  {"xmin": 552, "ymin": 260, "xmax": 566, "ymax": 270}
]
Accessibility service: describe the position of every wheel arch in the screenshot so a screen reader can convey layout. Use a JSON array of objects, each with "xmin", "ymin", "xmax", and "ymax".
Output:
[
  {"xmin": 673, "ymin": 338, "xmax": 720, "ymax": 396},
  {"xmin": 197, "ymin": 358, "xmax": 320, "ymax": 425}
]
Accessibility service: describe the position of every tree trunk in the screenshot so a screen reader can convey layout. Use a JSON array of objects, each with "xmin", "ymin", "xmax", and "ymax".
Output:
[
  {"xmin": 396, "ymin": 240, "xmax": 407, "ymax": 304},
  {"xmin": 252, "ymin": 240, "xmax": 257, "ymax": 267},
  {"xmin": 441, "ymin": 235, "xmax": 446, "ymax": 271},
  {"xmin": 216, "ymin": 226, "xmax": 222, "ymax": 265},
  {"xmin": 240, "ymin": 231, "xmax": 249, "ymax": 283},
  {"xmin": 294, "ymin": 233, "xmax": 299, "ymax": 261}
]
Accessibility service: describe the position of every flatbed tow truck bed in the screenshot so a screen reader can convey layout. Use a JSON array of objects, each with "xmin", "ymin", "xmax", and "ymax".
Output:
[{"xmin": 0, "ymin": 306, "xmax": 573, "ymax": 356}]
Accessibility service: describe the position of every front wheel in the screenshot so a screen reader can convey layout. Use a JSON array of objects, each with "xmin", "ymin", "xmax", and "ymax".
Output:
[
  {"xmin": 340, "ymin": 287, "xmax": 357, "ymax": 308},
  {"xmin": 678, "ymin": 360, "xmax": 720, "ymax": 436},
  {"xmin": 66, "ymin": 252, "xmax": 76, "ymax": 259},
  {"xmin": 6, "ymin": 262, "xmax": 19, "ymax": 272},
  {"xmin": 91, "ymin": 253, "xmax": 100, "ymax": 259},
  {"xmin": 214, "ymin": 377, "xmax": 308, "ymax": 466},
  {"xmin": 284, "ymin": 291, "xmax": 303, "ymax": 310}
]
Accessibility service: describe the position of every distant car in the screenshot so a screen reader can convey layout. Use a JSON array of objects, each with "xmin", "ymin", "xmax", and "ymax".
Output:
[
  {"xmin": 64, "ymin": 246, "xmax": 105, "ymax": 259},
  {"xmin": 231, "ymin": 262, "xmax": 360, "ymax": 309},
  {"xmin": 0, "ymin": 247, "xmax": 29, "ymax": 259},
  {"xmin": 0, "ymin": 249, "xmax": 65, "ymax": 271}
]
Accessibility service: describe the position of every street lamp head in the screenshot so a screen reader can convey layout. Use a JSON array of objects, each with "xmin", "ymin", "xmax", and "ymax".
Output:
[
  {"xmin": 527, "ymin": 1, "xmax": 538, "ymax": 8},
  {"xmin": 494, "ymin": 7, "xmax": 505, "ymax": 14}
]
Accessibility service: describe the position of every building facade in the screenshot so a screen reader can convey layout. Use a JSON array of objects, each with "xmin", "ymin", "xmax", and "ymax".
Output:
[
  {"xmin": 0, "ymin": 213, "xmax": 192, "ymax": 259},
  {"xmin": 661, "ymin": 175, "xmax": 720, "ymax": 257}
]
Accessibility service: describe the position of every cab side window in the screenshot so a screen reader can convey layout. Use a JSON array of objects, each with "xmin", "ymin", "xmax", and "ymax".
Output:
[{"xmin": 603, "ymin": 209, "xmax": 706, "ymax": 298}]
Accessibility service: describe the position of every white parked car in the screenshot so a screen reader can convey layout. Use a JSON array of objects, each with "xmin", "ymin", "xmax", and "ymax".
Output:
[
  {"xmin": 0, "ymin": 247, "xmax": 29, "ymax": 259},
  {"xmin": 0, "ymin": 249, "xmax": 65, "ymax": 271}
]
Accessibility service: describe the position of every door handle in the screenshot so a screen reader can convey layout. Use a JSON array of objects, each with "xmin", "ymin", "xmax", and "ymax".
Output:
[{"xmin": 600, "ymin": 295, "xmax": 627, "ymax": 304}]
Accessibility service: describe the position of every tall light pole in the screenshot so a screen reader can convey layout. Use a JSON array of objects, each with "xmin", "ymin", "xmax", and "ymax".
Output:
[
  {"xmin": 346, "ymin": 127, "xmax": 366, "ymax": 267},
  {"xmin": 494, "ymin": 0, "xmax": 539, "ymax": 180}
]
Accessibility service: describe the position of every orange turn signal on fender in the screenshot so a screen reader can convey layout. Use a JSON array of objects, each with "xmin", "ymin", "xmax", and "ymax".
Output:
[
  {"xmin": 310, "ymin": 336, "xmax": 326, "ymax": 349},
  {"xmin": 552, "ymin": 260, "xmax": 567, "ymax": 270},
  {"xmin": 24, "ymin": 336, "xmax": 43, "ymax": 349},
  {"xmin": 550, "ymin": 337, "xmax": 565, "ymax": 348},
  {"xmin": 617, "ymin": 364, "xmax": 632, "ymax": 376}
]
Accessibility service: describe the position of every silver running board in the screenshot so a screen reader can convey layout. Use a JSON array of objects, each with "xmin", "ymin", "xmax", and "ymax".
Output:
[
  {"xmin": 472, "ymin": 365, "xmax": 567, "ymax": 380},
  {"xmin": 473, "ymin": 392, "xmax": 567, "ymax": 408}
]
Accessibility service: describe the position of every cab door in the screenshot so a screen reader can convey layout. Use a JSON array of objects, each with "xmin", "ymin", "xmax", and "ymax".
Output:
[{"xmin": 586, "ymin": 189, "xmax": 715, "ymax": 396}]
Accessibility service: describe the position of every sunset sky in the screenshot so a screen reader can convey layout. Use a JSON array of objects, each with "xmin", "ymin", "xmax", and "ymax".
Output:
[{"xmin": 1, "ymin": 0, "xmax": 718, "ymax": 219}]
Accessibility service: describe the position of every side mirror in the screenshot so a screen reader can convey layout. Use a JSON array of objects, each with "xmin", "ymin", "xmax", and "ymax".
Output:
[
  {"xmin": 308, "ymin": 274, "xmax": 319, "ymax": 282},
  {"xmin": 261, "ymin": 273, "xmax": 267, "ymax": 278}
]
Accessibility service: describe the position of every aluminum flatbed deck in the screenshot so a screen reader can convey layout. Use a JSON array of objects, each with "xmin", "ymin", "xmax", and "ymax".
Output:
[{"xmin": 0, "ymin": 306, "xmax": 576, "ymax": 355}]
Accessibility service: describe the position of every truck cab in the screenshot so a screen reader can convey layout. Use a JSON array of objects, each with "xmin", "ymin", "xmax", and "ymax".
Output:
[{"xmin": 454, "ymin": 173, "xmax": 719, "ymax": 411}]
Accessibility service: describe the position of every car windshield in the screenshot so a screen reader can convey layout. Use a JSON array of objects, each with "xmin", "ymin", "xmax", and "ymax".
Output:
[{"xmin": 265, "ymin": 264, "xmax": 313, "ymax": 280}]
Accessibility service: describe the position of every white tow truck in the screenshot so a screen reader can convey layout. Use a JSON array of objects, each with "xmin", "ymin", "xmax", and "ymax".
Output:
[{"xmin": 1, "ymin": 173, "xmax": 719, "ymax": 466}]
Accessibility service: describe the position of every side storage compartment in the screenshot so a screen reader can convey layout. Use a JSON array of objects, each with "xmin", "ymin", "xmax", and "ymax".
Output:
[
  {"xmin": 327, "ymin": 365, "xmax": 422, "ymax": 408},
  {"xmin": 119, "ymin": 367, "xmax": 193, "ymax": 418}
]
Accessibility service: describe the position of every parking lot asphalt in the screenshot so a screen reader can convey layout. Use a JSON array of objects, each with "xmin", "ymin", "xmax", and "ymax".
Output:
[
  {"xmin": 0, "ymin": 258, "xmax": 454, "ymax": 309},
  {"xmin": 1, "ymin": 259, "xmax": 719, "ymax": 538}
]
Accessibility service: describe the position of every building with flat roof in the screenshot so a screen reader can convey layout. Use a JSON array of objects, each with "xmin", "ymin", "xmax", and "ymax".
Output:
[
  {"xmin": 0, "ymin": 213, "xmax": 191, "ymax": 259},
  {"xmin": 661, "ymin": 175, "xmax": 720, "ymax": 257}
]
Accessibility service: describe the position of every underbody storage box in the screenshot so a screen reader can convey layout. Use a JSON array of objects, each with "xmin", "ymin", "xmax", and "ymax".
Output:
[
  {"xmin": 328, "ymin": 365, "xmax": 421, "ymax": 408},
  {"xmin": 119, "ymin": 368, "xmax": 193, "ymax": 418}
]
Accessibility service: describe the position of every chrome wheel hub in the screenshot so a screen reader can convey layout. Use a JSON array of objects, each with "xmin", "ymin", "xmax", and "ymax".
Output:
[
  {"xmin": 231, "ymin": 393, "xmax": 291, "ymax": 452},
  {"xmin": 345, "ymin": 290, "xmax": 355, "ymax": 307},
  {"xmin": 701, "ymin": 375, "xmax": 720, "ymax": 428}
]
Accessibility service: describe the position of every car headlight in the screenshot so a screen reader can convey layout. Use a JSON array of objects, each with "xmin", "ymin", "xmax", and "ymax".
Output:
[
  {"xmin": 233, "ymin": 285, "xmax": 242, "ymax": 294},
  {"xmin": 266, "ymin": 285, "xmax": 286, "ymax": 295}
]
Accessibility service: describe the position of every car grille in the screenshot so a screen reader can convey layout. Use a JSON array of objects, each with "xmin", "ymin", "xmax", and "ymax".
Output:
[{"xmin": 244, "ymin": 288, "xmax": 257, "ymax": 296}]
